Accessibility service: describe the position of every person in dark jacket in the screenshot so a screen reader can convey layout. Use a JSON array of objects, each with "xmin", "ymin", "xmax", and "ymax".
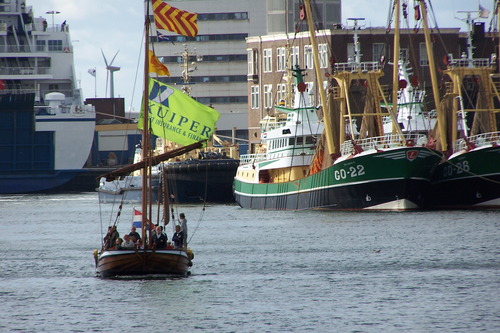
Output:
[
  {"xmin": 151, "ymin": 226, "xmax": 168, "ymax": 249},
  {"xmin": 172, "ymin": 225, "xmax": 185, "ymax": 249}
]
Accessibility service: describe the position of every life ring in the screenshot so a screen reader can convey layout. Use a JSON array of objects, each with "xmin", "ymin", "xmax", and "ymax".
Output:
[{"xmin": 406, "ymin": 139, "xmax": 415, "ymax": 147}]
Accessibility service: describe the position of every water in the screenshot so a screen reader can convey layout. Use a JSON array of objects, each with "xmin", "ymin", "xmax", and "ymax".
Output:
[{"xmin": 0, "ymin": 193, "xmax": 499, "ymax": 332}]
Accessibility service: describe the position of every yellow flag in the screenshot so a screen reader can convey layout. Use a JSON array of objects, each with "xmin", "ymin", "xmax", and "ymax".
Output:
[
  {"xmin": 149, "ymin": 50, "xmax": 170, "ymax": 76},
  {"xmin": 138, "ymin": 78, "xmax": 220, "ymax": 146}
]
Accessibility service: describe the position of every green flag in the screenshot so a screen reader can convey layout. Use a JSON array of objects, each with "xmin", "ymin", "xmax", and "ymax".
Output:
[{"xmin": 138, "ymin": 78, "xmax": 220, "ymax": 146}]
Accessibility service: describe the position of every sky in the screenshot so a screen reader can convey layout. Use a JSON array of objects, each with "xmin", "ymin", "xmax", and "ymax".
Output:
[{"xmin": 28, "ymin": 0, "xmax": 495, "ymax": 114}]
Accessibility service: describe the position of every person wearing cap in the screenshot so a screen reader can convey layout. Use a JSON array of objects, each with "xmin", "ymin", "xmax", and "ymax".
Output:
[{"xmin": 172, "ymin": 225, "xmax": 185, "ymax": 249}]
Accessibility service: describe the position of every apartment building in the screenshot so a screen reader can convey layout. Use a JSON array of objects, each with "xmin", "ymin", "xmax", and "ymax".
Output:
[{"xmin": 246, "ymin": 23, "xmax": 497, "ymax": 149}]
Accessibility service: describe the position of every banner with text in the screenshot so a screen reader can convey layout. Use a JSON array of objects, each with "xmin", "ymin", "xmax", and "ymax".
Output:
[{"xmin": 138, "ymin": 78, "xmax": 220, "ymax": 146}]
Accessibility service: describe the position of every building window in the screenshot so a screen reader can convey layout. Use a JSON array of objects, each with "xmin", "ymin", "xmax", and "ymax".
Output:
[
  {"xmin": 48, "ymin": 40, "xmax": 62, "ymax": 51},
  {"xmin": 400, "ymin": 48, "xmax": 409, "ymax": 62},
  {"xmin": 248, "ymin": 49, "xmax": 258, "ymax": 75},
  {"xmin": 277, "ymin": 47, "xmax": 286, "ymax": 72},
  {"xmin": 304, "ymin": 45, "xmax": 313, "ymax": 69},
  {"xmin": 264, "ymin": 84, "xmax": 273, "ymax": 109},
  {"xmin": 290, "ymin": 46, "xmax": 299, "ymax": 68},
  {"xmin": 419, "ymin": 43, "xmax": 428, "ymax": 66},
  {"xmin": 318, "ymin": 43, "xmax": 328, "ymax": 68},
  {"xmin": 372, "ymin": 43, "xmax": 385, "ymax": 62},
  {"xmin": 276, "ymin": 83, "xmax": 286, "ymax": 105},
  {"xmin": 197, "ymin": 12, "xmax": 248, "ymax": 21},
  {"xmin": 347, "ymin": 43, "xmax": 354, "ymax": 61},
  {"xmin": 251, "ymin": 85, "xmax": 259, "ymax": 109},
  {"xmin": 263, "ymin": 48, "xmax": 272, "ymax": 73},
  {"xmin": 306, "ymin": 82, "xmax": 315, "ymax": 106}
]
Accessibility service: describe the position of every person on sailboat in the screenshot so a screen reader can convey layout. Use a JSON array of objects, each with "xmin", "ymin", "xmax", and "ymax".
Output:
[
  {"xmin": 172, "ymin": 225, "xmax": 185, "ymax": 249},
  {"xmin": 151, "ymin": 226, "xmax": 168, "ymax": 249},
  {"xmin": 122, "ymin": 234, "xmax": 135, "ymax": 249},
  {"xmin": 178, "ymin": 213, "xmax": 188, "ymax": 245},
  {"xmin": 103, "ymin": 226, "xmax": 119, "ymax": 250},
  {"xmin": 128, "ymin": 226, "xmax": 141, "ymax": 241}
]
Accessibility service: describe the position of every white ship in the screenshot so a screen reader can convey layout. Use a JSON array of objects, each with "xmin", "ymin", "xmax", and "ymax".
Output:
[{"xmin": 0, "ymin": 1, "xmax": 95, "ymax": 193}]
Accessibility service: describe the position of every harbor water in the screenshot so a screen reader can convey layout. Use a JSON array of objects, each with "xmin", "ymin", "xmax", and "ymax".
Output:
[{"xmin": 0, "ymin": 192, "xmax": 499, "ymax": 332}]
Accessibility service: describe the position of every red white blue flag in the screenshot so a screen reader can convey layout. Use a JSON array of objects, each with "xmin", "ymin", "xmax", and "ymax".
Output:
[{"xmin": 132, "ymin": 208, "xmax": 154, "ymax": 230}]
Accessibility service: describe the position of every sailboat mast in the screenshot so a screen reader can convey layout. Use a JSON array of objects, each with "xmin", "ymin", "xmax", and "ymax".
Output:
[
  {"xmin": 419, "ymin": 0, "xmax": 447, "ymax": 151},
  {"xmin": 391, "ymin": 0, "xmax": 400, "ymax": 134},
  {"xmin": 141, "ymin": 3, "xmax": 151, "ymax": 242},
  {"xmin": 303, "ymin": 0, "xmax": 335, "ymax": 157}
]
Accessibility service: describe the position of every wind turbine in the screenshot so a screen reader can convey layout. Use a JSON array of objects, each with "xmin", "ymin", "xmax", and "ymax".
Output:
[{"xmin": 101, "ymin": 49, "xmax": 120, "ymax": 98}]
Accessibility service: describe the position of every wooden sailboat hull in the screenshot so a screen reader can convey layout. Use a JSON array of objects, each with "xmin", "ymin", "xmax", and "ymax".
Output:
[
  {"xmin": 97, "ymin": 249, "xmax": 191, "ymax": 278},
  {"xmin": 234, "ymin": 147, "xmax": 442, "ymax": 211},
  {"xmin": 430, "ymin": 146, "xmax": 500, "ymax": 209}
]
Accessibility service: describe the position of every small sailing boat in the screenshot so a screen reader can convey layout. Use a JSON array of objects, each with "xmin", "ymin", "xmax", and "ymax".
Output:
[{"xmin": 94, "ymin": 0, "xmax": 220, "ymax": 278}]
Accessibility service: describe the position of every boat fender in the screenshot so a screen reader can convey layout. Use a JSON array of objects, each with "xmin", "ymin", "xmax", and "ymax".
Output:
[
  {"xmin": 93, "ymin": 249, "xmax": 99, "ymax": 267},
  {"xmin": 187, "ymin": 249, "xmax": 194, "ymax": 260},
  {"xmin": 406, "ymin": 139, "xmax": 415, "ymax": 147}
]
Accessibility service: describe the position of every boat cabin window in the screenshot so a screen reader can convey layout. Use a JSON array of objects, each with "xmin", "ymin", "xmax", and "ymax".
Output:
[
  {"xmin": 48, "ymin": 40, "xmax": 62, "ymax": 51},
  {"xmin": 36, "ymin": 40, "xmax": 46, "ymax": 52},
  {"xmin": 305, "ymin": 136, "xmax": 315, "ymax": 145},
  {"xmin": 296, "ymin": 137, "xmax": 303, "ymax": 145}
]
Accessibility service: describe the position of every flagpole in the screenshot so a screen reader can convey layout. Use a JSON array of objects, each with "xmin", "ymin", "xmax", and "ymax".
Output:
[{"xmin": 94, "ymin": 67, "xmax": 97, "ymax": 98}]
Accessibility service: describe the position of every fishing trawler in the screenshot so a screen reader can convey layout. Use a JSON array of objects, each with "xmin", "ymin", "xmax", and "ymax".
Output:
[
  {"xmin": 233, "ymin": 0, "xmax": 443, "ymax": 210},
  {"xmin": 430, "ymin": 8, "xmax": 500, "ymax": 209},
  {"xmin": 0, "ymin": 1, "xmax": 95, "ymax": 193}
]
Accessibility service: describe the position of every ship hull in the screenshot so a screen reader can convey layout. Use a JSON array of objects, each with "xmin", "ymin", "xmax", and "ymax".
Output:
[
  {"xmin": 0, "ymin": 170, "xmax": 82, "ymax": 194},
  {"xmin": 430, "ymin": 146, "xmax": 500, "ymax": 209},
  {"xmin": 98, "ymin": 158, "xmax": 239, "ymax": 204},
  {"xmin": 234, "ymin": 147, "xmax": 442, "ymax": 211},
  {"xmin": 0, "ymin": 93, "xmax": 95, "ymax": 194},
  {"xmin": 96, "ymin": 249, "xmax": 191, "ymax": 278}
]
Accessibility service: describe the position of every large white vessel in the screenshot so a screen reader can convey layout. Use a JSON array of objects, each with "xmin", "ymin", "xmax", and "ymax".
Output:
[{"xmin": 0, "ymin": 1, "xmax": 95, "ymax": 193}]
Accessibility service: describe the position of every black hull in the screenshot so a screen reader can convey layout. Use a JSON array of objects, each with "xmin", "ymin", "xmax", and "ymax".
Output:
[
  {"xmin": 234, "ymin": 178, "xmax": 432, "ymax": 210},
  {"xmin": 163, "ymin": 158, "xmax": 239, "ymax": 203},
  {"xmin": 429, "ymin": 174, "xmax": 500, "ymax": 209}
]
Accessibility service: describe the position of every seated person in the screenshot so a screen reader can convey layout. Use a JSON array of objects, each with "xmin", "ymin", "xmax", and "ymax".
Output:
[
  {"xmin": 111, "ymin": 237, "xmax": 123, "ymax": 250},
  {"xmin": 121, "ymin": 234, "xmax": 135, "ymax": 249},
  {"xmin": 172, "ymin": 225, "xmax": 185, "ymax": 249},
  {"xmin": 129, "ymin": 226, "xmax": 141, "ymax": 241},
  {"xmin": 151, "ymin": 226, "xmax": 168, "ymax": 249}
]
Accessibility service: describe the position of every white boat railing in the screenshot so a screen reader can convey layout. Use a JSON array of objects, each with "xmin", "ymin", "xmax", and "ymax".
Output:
[
  {"xmin": 334, "ymin": 61, "xmax": 380, "ymax": 73},
  {"xmin": 240, "ymin": 153, "xmax": 267, "ymax": 165},
  {"xmin": 448, "ymin": 57, "xmax": 492, "ymax": 68},
  {"xmin": 453, "ymin": 131, "xmax": 500, "ymax": 153},
  {"xmin": 341, "ymin": 133, "xmax": 429, "ymax": 156}
]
